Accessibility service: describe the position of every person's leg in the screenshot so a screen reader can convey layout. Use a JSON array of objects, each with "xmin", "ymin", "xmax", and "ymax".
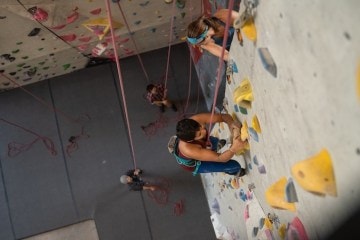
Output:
[
  {"xmin": 163, "ymin": 99, "xmax": 177, "ymax": 112},
  {"xmin": 196, "ymin": 160, "xmax": 242, "ymax": 175}
]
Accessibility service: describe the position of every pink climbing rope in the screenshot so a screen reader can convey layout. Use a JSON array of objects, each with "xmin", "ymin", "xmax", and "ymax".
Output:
[
  {"xmin": 104, "ymin": 0, "xmax": 138, "ymax": 169},
  {"xmin": 163, "ymin": 0, "xmax": 177, "ymax": 98},
  {"xmin": 208, "ymin": 0, "xmax": 235, "ymax": 132},
  {"xmin": 115, "ymin": 1, "xmax": 149, "ymax": 82}
]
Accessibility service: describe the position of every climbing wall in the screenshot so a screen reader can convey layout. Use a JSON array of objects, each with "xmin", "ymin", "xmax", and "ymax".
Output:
[
  {"xmin": 201, "ymin": 0, "xmax": 360, "ymax": 239},
  {"xmin": 0, "ymin": 0, "xmax": 202, "ymax": 91}
]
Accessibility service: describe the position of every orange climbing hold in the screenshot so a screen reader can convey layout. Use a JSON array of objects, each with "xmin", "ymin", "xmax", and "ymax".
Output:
[
  {"xmin": 265, "ymin": 177, "xmax": 296, "ymax": 211},
  {"xmin": 231, "ymin": 177, "xmax": 240, "ymax": 189},
  {"xmin": 291, "ymin": 149, "xmax": 337, "ymax": 197}
]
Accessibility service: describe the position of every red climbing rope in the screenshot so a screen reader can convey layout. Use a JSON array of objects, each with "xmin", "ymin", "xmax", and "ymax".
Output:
[
  {"xmin": 146, "ymin": 177, "xmax": 185, "ymax": 216},
  {"xmin": 1, "ymin": 118, "xmax": 57, "ymax": 157}
]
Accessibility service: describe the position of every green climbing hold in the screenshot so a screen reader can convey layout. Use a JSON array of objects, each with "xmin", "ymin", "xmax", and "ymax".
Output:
[{"xmin": 63, "ymin": 64, "xmax": 71, "ymax": 70}]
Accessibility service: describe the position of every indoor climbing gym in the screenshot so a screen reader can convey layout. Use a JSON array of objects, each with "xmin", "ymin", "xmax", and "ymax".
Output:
[{"xmin": 0, "ymin": 0, "xmax": 359, "ymax": 240}]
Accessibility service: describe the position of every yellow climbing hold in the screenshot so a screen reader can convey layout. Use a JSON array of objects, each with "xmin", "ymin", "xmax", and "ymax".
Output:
[
  {"xmin": 264, "ymin": 217, "xmax": 273, "ymax": 230},
  {"xmin": 252, "ymin": 115, "xmax": 261, "ymax": 133},
  {"xmin": 241, "ymin": 16, "xmax": 257, "ymax": 42},
  {"xmin": 265, "ymin": 177, "xmax": 296, "ymax": 211},
  {"xmin": 240, "ymin": 120, "xmax": 249, "ymax": 141},
  {"xmin": 233, "ymin": 78, "xmax": 253, "ymax": 109},
  {"xmin": 82, "ymin": 18, "xmax": 123, "ymax": 40},
  {"xmin": 278, "ymin": 223, "xmax": 287, "ymax": 239},
  {"xmin": 291, "ymin": 149, "xmax": 337, "ymax": 197}
]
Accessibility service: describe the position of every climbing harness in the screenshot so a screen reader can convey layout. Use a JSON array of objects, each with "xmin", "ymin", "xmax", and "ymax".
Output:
[{"xmin": 168, "ymin": 135, "xmax": 201, "ymax": 176}]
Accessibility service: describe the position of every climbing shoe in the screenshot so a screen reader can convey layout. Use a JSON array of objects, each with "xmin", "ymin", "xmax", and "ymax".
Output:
[
  {"xmin": 236, "ymin": 168, "xmax": 246, "ymax": 177},
  {"xmin": 160, "ymin": 104, "xmax": 165, "ymax": 113},
  {"xmin": 217, "ymin": 139, "xmax": 227, "ymax": 151}
]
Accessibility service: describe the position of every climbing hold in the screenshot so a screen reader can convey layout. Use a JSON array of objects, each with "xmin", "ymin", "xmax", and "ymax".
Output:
[
  {"xmin": 278, "ymin": 223, "xmax": 287, "ymax": 239},
  {"xmin": 248, "ymin": 182, "xmax": 256, "ymax": 190},
  {"xmin": 264, "ymin": 228, "xmax": 274, "ymax": 239},
  {"xmin": 82, "ymin": 18, "xmax": 123, "ymax": 40},
  {"xmin": 241, "ymin": 16, "xmax": 257, "ymax": 41},
  {"xmin": 176, "ymin": 0, "xmax": 186, "ymax": 9},
  {"xmin": 265, "ymin": 176, "xmax": 296, "ymax": 211},
  {"xmin": 264, "ymin": 217, "xmax": 273, "ymax": 230},
  {"xmin": 60, "ymin": 34, "xmax": 77, "ymax": 42},
  {"xmin": 239, "ymin": 189, "xmax": 247, "ymax": 201},
  {"xmin": 258, "ymin": 164, "xmax": 266, "ymax": 174},
  {"xmin": 285, "ymin": 178, "xmax": 298, "ymax": 202},
  {"xmin": 286, "ymin": 217, "xmax": 309, "ymax": 240},
  {"xmin": 233, "ymin": 78, "xmax": 253, "ymax": 109},
  {"xmin": 28, "ymin": 28, "xmax": 41, "ymax": 37},
  {"xmin": 246, "ymin": 190, "xmax": 253, "ymax": 200},
  {"xmin": 291, "ymin": 148, "xmax": 337, "ymax": 197},
  {"xmin": 252, "ymin": 115, "xmax": 261, "ymax": 133},
  {"xmin": 248, "ymin": 127, "xmax": 259, "ymax": 142},
  {"xmin": 67, "ymin": 11, "xmax": 79, "ymax": 24},
  {"xmin": 244, "ymin": 204, "xmax": 249, "ymax": 220},
  {"xmin": 234, "ymin": 104, "xmax": 239, "ymax": 112},
  {"xmin": 231, "ymin": 177, "xmax": 240, "ymax": 189},
  {"xmin": 239, "ymin": 106, "xmax": 247, "ymax": 114},
  {"xmin": 253, "ymin": 155, "xmax": 259, "ymax": 165},
  {"xmin": 240, "ymin": 120, "xmax": 249, "ymax": 141},
  {"xmin": 252, "ymin": 227, "xmax": 258, "ymax": 237},
  {"xmin": 30, "ymin": 7, "xmax": 48, "ymax": 22},
  {"xmin": 63, "ymin": 64, "xmax": 71, "ymax": 70},
  {"xmin": 259, "ymin": 217, "xmax": 265, "ymax": 229},
  {"xmin": 258, "ymin": 48, "xmax": 277, "ymax": 77},
  {"xmin": 211, "ymin": 198, "xmax": 220, "ymax": 214},
  {"xmin": 90, "ymin": 8, "xmax": 102, "ymax": 15}
]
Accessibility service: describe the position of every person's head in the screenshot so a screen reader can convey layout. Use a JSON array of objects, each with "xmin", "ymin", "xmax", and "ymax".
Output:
[
  {"xmin": 176, "ymin": 118, "xmax": 206, "ymax": 142},
  {"xmin": 186, "ymin": 16, "xmax": 223, "ymax": 46},
  {"xmin": 120, "ymin": 175, "xmax": 132, "ymax": 184}
]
